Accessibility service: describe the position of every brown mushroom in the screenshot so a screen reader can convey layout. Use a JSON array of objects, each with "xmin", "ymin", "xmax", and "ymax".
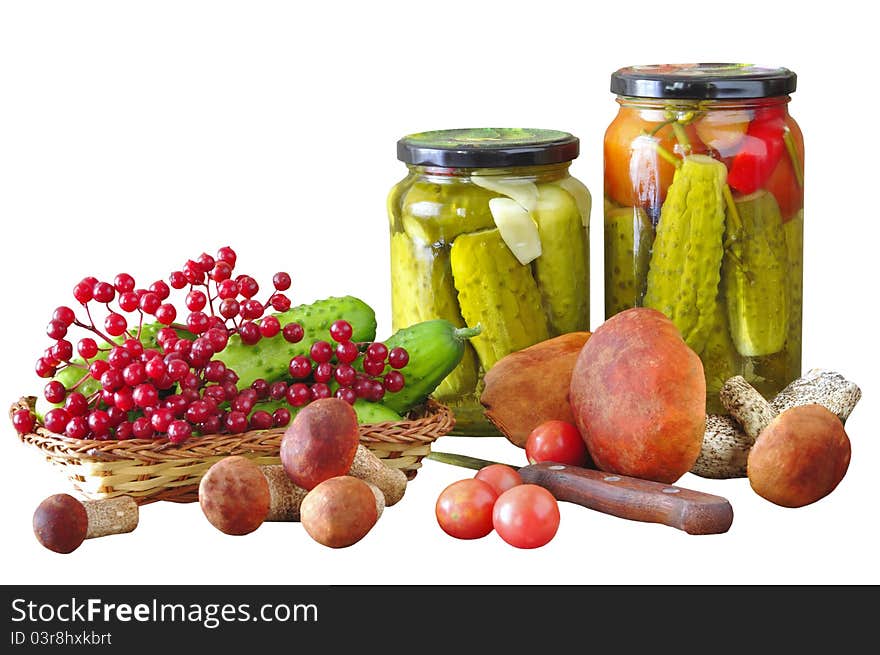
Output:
[
  {"xmin": 747, "ymin": 404, "xmax": 851, "ymax": 508},
  {"xmin": 33, "ymin": 494, "xmax": 138, "ymax": 554}
]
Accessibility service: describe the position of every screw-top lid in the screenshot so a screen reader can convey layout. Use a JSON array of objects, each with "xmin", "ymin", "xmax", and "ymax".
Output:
[
  {"xmin": 610, "ymin": 64, "xmax": 797, "ymax": 100},
  {"xmin": 397, "ymin": 128, "xmax": 579, "ymax": 168}
]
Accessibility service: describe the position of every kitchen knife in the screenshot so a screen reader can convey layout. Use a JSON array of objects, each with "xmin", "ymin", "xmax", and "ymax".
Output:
[{"xmin": 427, "ymin": 451, "xmax": 733, "ymax": 535}]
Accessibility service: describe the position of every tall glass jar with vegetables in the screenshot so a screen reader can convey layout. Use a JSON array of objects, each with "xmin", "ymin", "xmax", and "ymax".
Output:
[
  {"xmin": 389, "ymin": 128, "xmax": 591, "ymax": 435},
  {"xmin": 603, "ymin": 64, "xmax": 804, "ymax": 411}
]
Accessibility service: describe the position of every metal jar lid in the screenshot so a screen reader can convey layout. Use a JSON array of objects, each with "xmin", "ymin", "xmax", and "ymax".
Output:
[{"xmin": 610, "ymin": 63, "xmax": 797, "ymax": 100}]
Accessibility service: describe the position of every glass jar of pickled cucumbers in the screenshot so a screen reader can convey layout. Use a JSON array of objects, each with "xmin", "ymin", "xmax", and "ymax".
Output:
[
  {"xmin": 389, "ymin": 128, "xmax": 591, "ymax": 435},
  {"xmin": 604, "ymin": 64, "xmax": 804, "ymax": 411}
]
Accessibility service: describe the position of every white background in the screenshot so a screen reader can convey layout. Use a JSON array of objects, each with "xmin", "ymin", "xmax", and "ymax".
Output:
[{"xmin": 1, "ymin": 0, "xmax": 876, "ymax": 585}]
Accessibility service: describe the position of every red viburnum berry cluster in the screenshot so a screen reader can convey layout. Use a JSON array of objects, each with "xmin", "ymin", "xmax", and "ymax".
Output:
[{"xmin": 12, "ymin": 247, "xmax": 408, "ymax": 445}]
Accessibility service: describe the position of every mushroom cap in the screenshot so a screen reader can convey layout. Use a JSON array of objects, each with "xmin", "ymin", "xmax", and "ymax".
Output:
[
  {"xmin": 199, "ymin": 456, "xmax": 270, "ymax": 535},
  {"xmin": 33, "ymin": 494, "xmax": 88, "ymax": 553},
  {"xmin": 748, "ymin": 404, "xmax": 851, "ymax": 508}
]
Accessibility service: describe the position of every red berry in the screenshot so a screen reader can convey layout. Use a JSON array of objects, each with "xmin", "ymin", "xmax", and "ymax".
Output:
[
  {"xmin": 310, "ymin": 383, "xmax": 332, "ymax": 401},
  {"xmin": 259, "ymin": 316, "xmax": 281, "ymax": 338},
  {"xmin": 43, "ymin": 381, "xmax": 66, "ymax": 404},
  {"xmin": 53, "ymin": 306, "xmax": 76, "ymax": 326},
  {"xmin": 137, "ymin": 292, "xmax": 159, "ymax": 314},
  {"xmin": 363, "ymin": 357, "xmax": 386, "ymax": 377},
  {"xmin": 204, "ymin": 360, "xmax": 227, "ymax": 383},
  {"xmin": 203, "ymin": 385, "xmax": 227, "ymax": 403},
  {"xmin": 249, "ymin": 410, "xmax": 273, "ymax": 431},
  {"xmin": 115, "ymin": 421, "xmax": 134, "ymax": 440},
  {"xmin": 211, "ymin": 261, "xmax": 233, "ymax": 282},
  {"xmin": 217, "ymin": 279, "xmax": 238, "ymax": 300},
  {"xmin": 77, "ymin": 338, "xmax": 98, "ymax": 359},
  {"xmin": 225, "ymin": 411, "xmax": 248, "ymax": 434},
  {"xmin": 335, "ymin": 387, "xmax": 357, "ymax": 405},
  {"xmin": 222, "ymin": 380, "xmax": 239, "ymax": 400},
  {"xmin": 64, "ymin": 392, "xmax": 88, "ymax": 416},
  {"xmin": 310, "ymin": 341, "xmax": 333, "ymax": 363},
  {"xmin": 163, "ymin": 394, "xmax": 188, "ymax": 417},
  {"xmin": 73, "ymin": 281, "xmax": 94, "ymax": 304},
  {"xmin": 232, "ymin": 389, "xmax": 258, "ymax": 414},
  {"xmin": 366, "ymin": 380, "xmax": 386, "ymax": 402},
  {"xmin": 167, "ymin": 420, "xmax": 192, "ymax": 444},
  {"xmin": 216, "ymin": 246, "xmax": 237, "ymax": 267},
  {"xmin": 93, "ymin": 281, "xmax": 115, "ymax": 303},
  {"xmin": 285, "ymin": 383, "xmax": 310, "ymax": 407},
  {"xmin": 384, "ymin": 371, "xmax": 405, "ymax": 392},
  {"xmin": 183, "ymin": 261, "xmax": 204, "ymax": 285},
  {"xmin": 238, "ymin": 321, "xmax": 261, "ymax": 345},
  {"xmin": 334, "ymin": 363, "xmax": 356, "ymax": 386},
  {"xmin": 366, "ymin": 342, "xmax": 389, "ymax": 362},
  {"xmin": 133, "ymin": 383, "xmax": 159, "ymax": 408},
  {"xmin": 169, "ymin": 271, "xmax": 188, "ymax": 289},
  {"xmin": 187, "ymin": 311, "xmax": 210, "ymax": 334},
  {"xmin": 270, "ymin": 294, "xmax": 291, "ymax": 312},
  {"xmin": 353, "ymin": 377, "xmax": 372, "ymax": 398},
  {"xmin": 35, "ymin": 357, "xmax": 56, "ymax": 378},
  {"xmin": 44, "ymin": 408, "xmax": 70, "ymax": 433},
  {"xmin": 12, "ymin": 409, "xmax": 36, "ymax": 434},
  {"xmin": 155, "ymin": 303, "xmax": 177, "ymax": 325},
  {"xmin": 108, "ymin": 346, "xmax": 132, "ymax": 370},
  {"xmin": 199, "ymin": 414, "xmax": 223, "ymax": 435},
  {"xmin": 189, "ymin": 337, "xmax": 214, "ymax": 364},
  {"xmin": 388, "ymin": 347, "xmax": 409, "ymax": 369},
  {"xmin": 113, "ymin": 387, "xmax": 135, "ymax": 411},
  {"xmin": 100, "ymin": 369, "xmax": 124, "ymax": 392},
  {"xmin": 314, "ymin": 362, "xmax": 333, "ymax": 383},
  {"xmin": 335, "ymin": 341, "xmax": 359, "ymax": 364},
  {"xmin": 89, "ymin": 360, "xmax": 110, "ymax": 380},
  {"xmin": 65, "ymin": 416, "xmax": 90, "ymax": 439},
  {"xmin": 219, "ymin": 298, "xmax": 240, "ymax": 319},
  {"xmin": 288, "ymin": 355, "xmax": 311, "ymax": 379},
  {"xmin": 181, "ymin": 372, "xmax": 202, "ymax": 392},
  {"xmin": 205, "ymin": 327, "xmax": 229, "ymax": 352},
  {"xmin": 282, "ymin": 322, "xmax": 304, "ymax": 343},
  {"xmin": 224, "ymin": 369, "xmax": 239, "ymax": 384},
  {"xmin": 150, "ymin": 280, "xmax": 171, "ymax": 301},
  {"xmin": 269, "ymin": 381, "xmax": 288, "ymax": 400},
  {"xmin": 145, "ymin": 356, "xmax": 167, "ymax": 381},
  {"xmin": 272, "ymin": 272, "xmax": 292, "ymax": 291},
  {"xmin": 237, "ymin": 275, "xmax": 259, "ymax": 299},
  {"xmin": 104, "ymin": 313, "xmax": 128, "ymax": 337},
  {"xmin": 107, "ymin": 406, "xmax": 127, "ymax": 427},
  {"xmin": 185, "ymin": 400, "xmax": 212, "ymax": 424},
  {"xmin": 46, "ymin": 319, "xmax": 67, "ymax": 340},
  {"xmin": 329, "ymin": 320, "xmax": 353, "ymax": 343},
  {"xmin": 251, "ymin": 378, "xmax": 269, "ymax": 399},
  {"xmin": 86, "ymin": 410, "xmax": 110, "ymax": 437},
  {"xmin": 123, "ymin": 338, "xmax": 144, "ymax": 357},
  {"xmin": 114, "ymin": 273, "xmax": 135, "ymax": 293},
  {"xmin": 186, "ymin": 290, "xmax": 207, "ymax": 311},
  {"xmin": 240, "ymin": 299, "xmax": 264, "ymax": 320},
  {"xmin": 123, "ymin": 362, "xmax": 146, "ymax": 386},
  {"xmin": 50, "ymin": 340, "xmax": 73, "ymax": 362},
  {"xmin": 196, "ymin": 252, "xmax": 216, "ymax": 273},
  {"xmin": 131, "ymin": 417, "xmax": 154, "ymax": 439},
  {"xmin": 272, "ymin": 408, "xmax": 292, "ymax": 427},
  {"xmin": 150, "ymin": 407, "xmax": 174, "ymax": 432}
]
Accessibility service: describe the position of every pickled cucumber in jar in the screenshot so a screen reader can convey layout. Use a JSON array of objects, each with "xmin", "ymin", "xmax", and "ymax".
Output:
[
  {"xmin": 391, "ymin": 128, "xmax": 590, "ymax": 434},
  {"xmin": 605, "ymin": 64, "xmax": 804, "ymax": 409}
]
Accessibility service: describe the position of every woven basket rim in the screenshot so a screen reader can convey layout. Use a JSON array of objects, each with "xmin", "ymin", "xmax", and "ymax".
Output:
[{"xmin": 11, "ymin": 395, "xmax": 455, "ymax": 465}]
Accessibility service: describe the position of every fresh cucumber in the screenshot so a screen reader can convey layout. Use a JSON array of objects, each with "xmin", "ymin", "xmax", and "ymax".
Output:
[
  {"xmin": 221, "ymin": 295, "xmax": 377, "ymax": 390},
  {"xmin": 378, "ymin": 319, "xmax": 481, "ymax": 414},
  {"xmin": 249, "ymin": 398, "xmax": 402, "ymax": 427}
]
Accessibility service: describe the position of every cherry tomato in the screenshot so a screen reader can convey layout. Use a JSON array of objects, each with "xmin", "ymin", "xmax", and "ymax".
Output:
[
  {"xmin": 525, "ymin": 420, "xmax": 590, "ymax": 467},
  {"xmin": 764, "ymin": 115, "xmax": 804, "ymax": 221},
  {"xmin": 435, "ymin": 479, "xmax": 498, "ymax": 540},
  {"xmin": 492, "ymin": 485, "xmax": 560, "ymax": 549},
  {"xmin": 604, "ymin": 108, "xmax": 704, "ymax": 210},
  {"xmin": 727, "ymin": 106, "xmax": 787, "ymax": 195},
  {"xmin": 475, "ymin": 464, "xmax": 522, "ymax": 496}
]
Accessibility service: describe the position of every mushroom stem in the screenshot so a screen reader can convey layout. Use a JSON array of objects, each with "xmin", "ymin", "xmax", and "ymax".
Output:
[
  {"xmin": 262, "ymin": 465, "xmax": 308, "ymax": 522},
  {"xmin": 83, "ymin": 496, "xmax": 139, "ymax": 539},
  {"xmin": 720, "ymin": 376, "xmax": 779, "ymax": 439}
]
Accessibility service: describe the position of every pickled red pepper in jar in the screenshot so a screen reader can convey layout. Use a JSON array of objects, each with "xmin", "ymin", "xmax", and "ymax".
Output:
[
  {"xmin": 603, "ymin": 65, "xmax": 804, "ymax": 410},
  {"xmin": 389, "ymin": 129, "xmax": 591, "ymax": 435}
]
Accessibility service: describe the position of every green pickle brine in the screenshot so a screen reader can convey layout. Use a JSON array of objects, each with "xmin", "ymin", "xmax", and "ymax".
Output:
[
  {"xmin": 389, "ymin": 128, "xmax": 591, "ymax": 435},
  {"xmin": 604, "ymin": 64, "xmax": 804, "ymax": 411}
]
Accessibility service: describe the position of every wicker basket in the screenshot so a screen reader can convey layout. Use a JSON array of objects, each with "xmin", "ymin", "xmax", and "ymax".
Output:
[{"xmin": 11, "ymin": 396, "xmax": 454, "ymax": 505}]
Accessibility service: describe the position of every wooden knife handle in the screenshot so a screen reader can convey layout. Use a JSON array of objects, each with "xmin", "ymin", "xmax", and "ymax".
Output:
[{"xmin": 518, "ymin": 463, "xmax": 733, "ymax": 535}]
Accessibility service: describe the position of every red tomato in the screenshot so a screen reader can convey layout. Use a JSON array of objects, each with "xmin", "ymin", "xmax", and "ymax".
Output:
[
  {"xmin": 525, "ymin": 420, "xmax": 590, "ymax": 467},
  {"xmin": 475, "ymin": 464, "xmax": 522, "ymax": 496},
  {"xmin": 435, "ymin": 479, "xmax": 498, "ymax": 540},
  {"xmin": 492, "ymin": 485, "xmax": 560, "ymax": 549},
  {"xmin": 764, "ymin": 115, "xmax": 804, "ymax": 221}
]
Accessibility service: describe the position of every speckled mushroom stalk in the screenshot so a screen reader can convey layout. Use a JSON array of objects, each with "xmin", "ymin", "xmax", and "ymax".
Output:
[
  {"xmin": 33, "ymin": 494, "xmax": 139, "ymax": 554},
  {"xmin": 692, "ymin": 369, "xmax": 861, "ymax": 479}
]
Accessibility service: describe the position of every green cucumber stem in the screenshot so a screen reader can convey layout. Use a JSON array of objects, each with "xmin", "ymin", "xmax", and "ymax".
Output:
[
  {"xmin": 453, "ymin": 325, "xmax": 482, "ymax": 341},
  {"xmin": 671, "ymin": 122, "xmax": 692, "ymax": 154},
  {"xmin": 782, "ymin": 127, "xmax": 805, "ymax": 188}
]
